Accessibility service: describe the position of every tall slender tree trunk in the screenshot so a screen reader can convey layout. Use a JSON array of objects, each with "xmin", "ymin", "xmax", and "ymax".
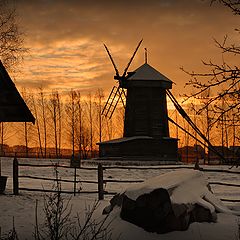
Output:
[
  {"xmin": 57, "ymin": 93, "xmax": 62, "ymax": 157},
  {"xmin": 71, "ymin": 91, "xmax": 75, "ymax": 157},
  {"xmin": 88, "ymin": 93, "xmax": 93, "ymax": 158},
  {"xmin": 232, "ymin": 113, "xmax": 235, "ymax": 147},
  {"xmin": 40, "ymin": 90, "xmax": 47, "ymax": 158},
  {"xmin": 54, "ymin": 106, "xmax": 58, "ymax": 158},
  {"xmin": 96, "ymin": 89, "xmax": 104, "ymax": 143},
  {"xmin": 49, "ymin": 91, "xmax": 60, "ymax": 158},
  {"xmin": 77, "ymin": 92, "xmax": 82, "ymax": 159},
  {"xmin": 32, "ymin": 96, "xmax": 43, "ymax": 158},
  {"xmin": 24, "ymin": 122, "xmax": 28, "ymax": 157},
  {"xmin": 206, "ymin": 102, "xmax": 210, "ymax": 164}
]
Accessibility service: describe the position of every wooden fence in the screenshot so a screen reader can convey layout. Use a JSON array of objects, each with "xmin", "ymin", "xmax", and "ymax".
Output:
[{"xmin": 12, "ymin": 157, "xmax": 240, "ymax": 202}]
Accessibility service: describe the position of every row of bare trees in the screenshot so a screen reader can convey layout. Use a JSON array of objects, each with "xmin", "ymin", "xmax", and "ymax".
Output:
[
  {"xmin": 169, "ymin": 96, "xmax": 240, "ymax": 149},
  {"xmin": 1, "ymin": 86, "xmax": 239, "ymax": 159},
  {"xmin": 178, "ymin": 0, "xmax": 240, "ymax": 162},
  {"xmin": 0, "ymin": 88, "xmax": 124, "ymax": 159}
]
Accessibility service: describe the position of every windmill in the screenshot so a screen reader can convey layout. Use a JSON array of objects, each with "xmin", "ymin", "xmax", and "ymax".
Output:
[
  {"xmin": 101, "ymin": 39, "xmax": 143, "ymax": 119},
  {"xmin": 97, "ymin": 40, "xmax": 179, "ymax": 161},
  {"xmin": 98, "ymin": 41, "xmax": 227, "ymax": 163}
]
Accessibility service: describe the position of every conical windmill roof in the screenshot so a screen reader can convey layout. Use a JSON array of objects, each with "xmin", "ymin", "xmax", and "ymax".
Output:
[
  {"xmin": 128, "ymin": 63, "xmax": 172, "ymax": 83},
  {"xmin": 0, "ymin": 61, "xmax": 35, "ymax": 123}
]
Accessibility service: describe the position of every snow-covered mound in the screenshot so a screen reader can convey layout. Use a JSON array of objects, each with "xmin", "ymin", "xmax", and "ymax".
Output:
[
  {"xmin": 103, "ymin": 169, "xmax": 240, "ymax": 239},
  {"xmin": 125, "ymin": 169, "xmax": 238, "ymax": 215}
]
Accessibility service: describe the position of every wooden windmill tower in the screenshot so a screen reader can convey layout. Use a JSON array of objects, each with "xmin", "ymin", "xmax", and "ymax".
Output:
[{"xmin": 97, "ymin": 40, "xmax": 178, "ymax": 162}]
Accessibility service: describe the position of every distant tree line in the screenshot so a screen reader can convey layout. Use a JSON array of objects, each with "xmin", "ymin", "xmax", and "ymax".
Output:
[
  {"xmin": 0, "ymin": 88, "xmax": 125, "ymax": 159},
  {"xmin": 0, "ymin": 86, "xmax": 239, "ymax": 160}
]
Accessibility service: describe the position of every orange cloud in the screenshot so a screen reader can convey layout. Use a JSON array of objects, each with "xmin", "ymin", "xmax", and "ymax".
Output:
[{"xmin": 11, "ymin": 0, "xmax": 238, "ymax": 97}]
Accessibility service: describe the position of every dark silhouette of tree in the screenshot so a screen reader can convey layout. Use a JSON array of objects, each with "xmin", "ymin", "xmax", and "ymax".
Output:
[
  {"xmin": 183, "ymin": 0, "xmax": 240, "ymax": 126},
  {"xmin": 48, "ymin": 91, "xmax": 62, "ymax": 158},
  {"xmin": 211, "ymin": 0, "xmax": 240, "ymax": 15},
  {"xmin": 0, "ymin": 0, "xmax": 26, "ymax": 70}
]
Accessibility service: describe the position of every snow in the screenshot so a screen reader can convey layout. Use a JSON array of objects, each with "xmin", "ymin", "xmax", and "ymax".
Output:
[
  {"xmin": 97, "ymin": 136, "xmax": 153, "ymax": 144},
  {"xmin": 0, "ymin": 194, "xmax": 239, "ymax": 240},
  {"xmin": 125, "ymin": 169, "xmax": 207, "ymax": 201},
  {"xmin": 108, "ymin": 207, "xmax": 239, "ymax": 240},
  {"xmin": 125, "ymin": 169, "xmax": 240, "ymax": 215},
  {"xmin": 0, "ymin": 194, "xmax": 109, "ymax": 239},
  {"xmin": 0, "ymin": 157, "xmax": 240, "ymax": 239}
]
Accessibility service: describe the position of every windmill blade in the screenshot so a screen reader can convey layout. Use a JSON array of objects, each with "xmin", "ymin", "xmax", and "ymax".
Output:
[
  {"xmin": 103, "ymin": 44, "xmax": 120, "ymax": 77},
  {"xmin": 102, "ymin": 86, "xmax": 117, "ymax": 116},
  {"xmin": 122, "ymin": 39, "xmax": 143, "ymax": 77},
  {"xmin": 119, "ymin": 88, "xmax": 126, "ymax": 108},
  {"xmin": 102, "ymin": 86, "xmax": 125, "ymax": 119}
]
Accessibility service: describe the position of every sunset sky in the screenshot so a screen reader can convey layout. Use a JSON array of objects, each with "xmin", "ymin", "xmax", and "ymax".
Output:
[{"xmin": 12, "ymin": 0, "xmax": 238, "ymax": 96}]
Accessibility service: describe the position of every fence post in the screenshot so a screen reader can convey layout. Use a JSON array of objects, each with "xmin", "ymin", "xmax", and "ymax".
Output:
[
  {"xmin": 98, "ymin": 163, "xmax": 104, "ymax": 200},
  {"xmin": 13, "ymin": 157, "xmax": 19, "ymax": 195}
]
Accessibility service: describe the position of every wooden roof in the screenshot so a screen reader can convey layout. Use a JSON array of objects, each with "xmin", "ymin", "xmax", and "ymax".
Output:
[
  {"xmin": 128, "ymin": 63, "xmax": 172, "ymax": 82},
  {"xmin": 0, "ymin": 61, "xmax": 35, "ymax": 123}
]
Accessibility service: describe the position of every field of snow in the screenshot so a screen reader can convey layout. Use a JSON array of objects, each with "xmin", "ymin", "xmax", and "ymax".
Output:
[{"xmin": 0, "ymin": 157, "xmax": 239, "ymax": 240}]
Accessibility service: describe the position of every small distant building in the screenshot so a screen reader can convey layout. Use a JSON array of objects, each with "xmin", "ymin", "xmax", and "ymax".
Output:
[
  {"xmin": 229, "ymin": 146, "xmax": 240, "ymax": 156},
  {"xmin": 208, "ymin": 146, "xmax": 234, "ymax": 164},
  {"xmin": 0, "ymin": 144, "xmax": 10, "ymax": 156},
  {"xmin": 178, "ymin": 144, "xmax": 206, "ymax": 163}
]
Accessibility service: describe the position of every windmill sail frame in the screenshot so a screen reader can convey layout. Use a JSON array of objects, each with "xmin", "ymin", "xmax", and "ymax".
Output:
[{"xmin": 102, "ymin": 39, "xmax": 143, "ymax": 119}]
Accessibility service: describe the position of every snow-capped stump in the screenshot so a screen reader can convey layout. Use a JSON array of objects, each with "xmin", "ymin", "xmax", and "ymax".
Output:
[
  {"xmin": 103, "ymin": 169, "xmax": 236, "ymax": 234},
  {"xmin": 120, "ymin": 187, "xmax": 193, "ymax": 233}
]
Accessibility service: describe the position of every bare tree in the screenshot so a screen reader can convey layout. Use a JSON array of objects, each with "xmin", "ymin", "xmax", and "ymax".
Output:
[
  {"xmin": 86, "ymin": 93, "xmax": 94, "ymax": 158},
  {"xmin": 32, "ymin": 94, "xmax": 44, "ymax": 158},
  {"xmin": 183, "ymin": 1, "xmax": 240, "ymax": 136},
  {"xmin": 95, "ymin": 88, "xmax": 104, "ymax": 143},
  {"xmin": 21, "ymin": 88, "xmax": 35, "ymax": 157},
  {"xmin": 211, "ymin": 0, "xmax": 240, "ymax": 15},
  {"xmin": 106, "ymin": 118, "xmax": 113, "ymax": 141},
  {"xmin": 57, "ymin": 93, "xmax": 63, "ymax": 157},
  {"xmin": 48, "ymin": 91, "xmax": 62, "ymax": 158},
  {"xmin": 76, "ymin": 91, "xmax": 83, "ymax": 159},
  {"xmin": 0, "ymin": 0, "xmax": 26, "ymax": 70},
  {"xmin": 39, "ymin": 88, "xmax": 48, "ymax": 158},
  {"xmin": 65, "ymin": 90, "xmax": 78, "ymax": 157}
]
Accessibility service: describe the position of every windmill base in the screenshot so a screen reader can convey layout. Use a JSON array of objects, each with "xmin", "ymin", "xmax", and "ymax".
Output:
[{"xmin": 97, "ymin": 136, "xmax": 178, "ymax": 162}]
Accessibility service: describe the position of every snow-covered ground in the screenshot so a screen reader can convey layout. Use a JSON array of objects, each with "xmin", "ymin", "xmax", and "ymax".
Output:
[{"xmin": 0, "ymin": 157, "xmax": 239, "ymax": 239}]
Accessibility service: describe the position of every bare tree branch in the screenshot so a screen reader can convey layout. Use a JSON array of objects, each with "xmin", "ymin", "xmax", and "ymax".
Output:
[
  {"xmin": 183, "ymin": 0, "xmax": 240, "ymax": 143},
  {"xmin": 211, "ymin": 0, "xmax": 240, "ymax": 15},
  {"xmin": 0, "ymin": 0, "xmax": 27, "ymax": 70}
]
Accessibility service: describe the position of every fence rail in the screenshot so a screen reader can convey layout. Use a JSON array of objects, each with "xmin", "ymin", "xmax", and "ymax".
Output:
[
  {"xmin": 18, "ymin": 163, "xmax": 97, "ymax": 170},
  {"xmin": 13, "ymin": 157, "xmax": 100, "ymax": 196},
  {"xmin": 12, "ymin": 157, "xmax": 240, "ymax": 203},
  {"xmin": 18, "ymin": 188, "xmax": 99, "ymax": 194},
  {"xmin": 18, "ymin": 175, "xmax": 99, "ymax": 184}
]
